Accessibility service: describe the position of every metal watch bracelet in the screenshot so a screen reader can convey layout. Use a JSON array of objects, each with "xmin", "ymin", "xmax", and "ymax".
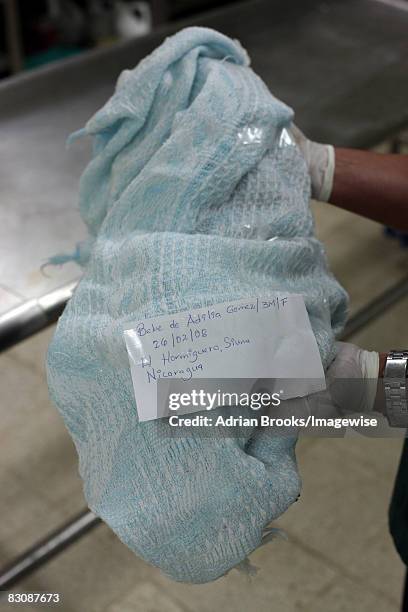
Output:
[{"xmin": 384, "ymin": 350, "xmax": 408, "ymax": 427}]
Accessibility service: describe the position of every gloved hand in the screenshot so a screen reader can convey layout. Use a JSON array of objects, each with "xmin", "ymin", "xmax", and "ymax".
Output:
[
  {"xmin": 253, "ymin": 342, "xmax": 379, "ymax": 429},
  {"xmin": 248, "ymin": 342, "xmax": 380, "ymax": 440},
  {"xmin": 291, "ymin": 124, "xmax": 335, "ymax": 202},
  {"xmin": 325, "ymin": 341, "xmax": 380, "ymax": 415}
]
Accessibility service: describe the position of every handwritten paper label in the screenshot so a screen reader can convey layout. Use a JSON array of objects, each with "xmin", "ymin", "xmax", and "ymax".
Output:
[{"xmin": 124, "ymin": 295, "xmax": 325, "ymax": 421}]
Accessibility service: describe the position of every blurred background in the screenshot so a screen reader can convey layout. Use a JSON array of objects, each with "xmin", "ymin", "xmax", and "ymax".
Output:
[
  {"xmin": 1, "ymin": 0, "xmax": 239, "ymax": 77},
  {"xmin": 1, "ymin": 1, "xmax": 408, "ymax": 610}
]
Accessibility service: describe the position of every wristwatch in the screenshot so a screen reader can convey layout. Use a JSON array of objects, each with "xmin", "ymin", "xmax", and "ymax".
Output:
[{"xmin": 384, "ymin": 350, "xmax": 408, "ymax": 427}]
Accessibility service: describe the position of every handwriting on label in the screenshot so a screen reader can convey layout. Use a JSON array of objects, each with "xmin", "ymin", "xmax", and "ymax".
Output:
[
  {"xmin": 124, "ymin": 295, "xmax": 325, "ymax": 421},
  {"xmin": 128, "ymin": 297, "xmax": 288, "ymax": 384},
  {"xmin": 126, "ymin": 296, "xmax": 288, "ymax": 383}
]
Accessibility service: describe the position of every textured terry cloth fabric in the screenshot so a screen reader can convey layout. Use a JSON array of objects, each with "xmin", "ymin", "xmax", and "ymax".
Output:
[{"xmin": 47, "ymin": 27, "xmax": 348, "ymax": 583}]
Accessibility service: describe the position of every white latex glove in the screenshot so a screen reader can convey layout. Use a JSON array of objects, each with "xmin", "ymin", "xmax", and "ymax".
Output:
[
  {"xmin": 251, "ymin": 343, "xmax": 380, "ymax": 436},
  {"xmin": 325, "ymin": 341, "xmax": 379, "ymax": 415},
  {"xmin": 291, "ymin": 124, "xmax": 335, "ymax": 202}
]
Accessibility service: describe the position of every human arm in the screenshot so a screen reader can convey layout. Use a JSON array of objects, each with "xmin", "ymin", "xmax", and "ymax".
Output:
[
  {"xmin": 292, "ymin": 128, "xmax": 408, "ymax": 414},
  {"xmin": 332, "ymin": 148, "xmax": 408, "ymax": 232},
  {"xmin": 293, "ymin": 127, "xmax": 408, "ymax": 232}
]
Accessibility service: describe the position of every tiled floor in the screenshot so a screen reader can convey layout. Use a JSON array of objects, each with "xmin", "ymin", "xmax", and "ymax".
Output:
[{"xmin": 1, "ymin": 200, "xmax": 408, "ymax": 611}]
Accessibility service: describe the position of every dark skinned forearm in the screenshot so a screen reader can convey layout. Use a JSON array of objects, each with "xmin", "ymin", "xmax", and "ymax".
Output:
[
  {"xmin": 330, "ymin": 149, "xmax": 408, "ymax": 233},
  {"xmin": 330, "ymin": 150, "xmax": 408, "ymax": 380}
]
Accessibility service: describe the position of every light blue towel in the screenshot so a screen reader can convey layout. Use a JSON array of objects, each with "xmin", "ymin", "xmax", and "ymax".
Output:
[{"xmin": 47, "ymin": 27, "xmax": 348, "ymax": 583}]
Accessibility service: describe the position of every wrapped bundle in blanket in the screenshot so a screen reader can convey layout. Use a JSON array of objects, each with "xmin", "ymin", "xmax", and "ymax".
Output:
[{"xmin": 47, "ymin": 27, "xmax": 348, "ymax": 582}]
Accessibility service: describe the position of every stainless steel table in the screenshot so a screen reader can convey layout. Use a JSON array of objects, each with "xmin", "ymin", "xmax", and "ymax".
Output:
[{"xmin": 1, "ymin": 0, "xmax": 408, "ymax": 588}]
